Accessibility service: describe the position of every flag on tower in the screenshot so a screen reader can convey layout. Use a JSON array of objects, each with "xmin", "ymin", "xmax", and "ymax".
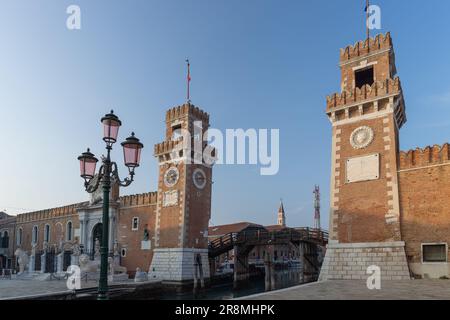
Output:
[{"xmin": 186, "ymin": 59, "xmax": 191, "ymax": 102}]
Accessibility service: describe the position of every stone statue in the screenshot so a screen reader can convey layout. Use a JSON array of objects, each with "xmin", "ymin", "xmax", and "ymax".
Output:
[
  {"xmin": 31, "ymin": 243, "xmax": 37, "ymax": 257},
  {"xmin": 43, "ymin": 241, "xmax": 49, "ymax": 251},
  {"xmin": 72, "ymin": 243, "xmax": 81, "ymax": 256},
  {"xmin": 88, "ymin": 175, "xmax": 103, "ymax": 205},
  {"xmin": 79, "ymin": 254, "xmax": 100, "ymax": 273},
  {"xmin": 94, "ymin": 238, "xmax": 100, "ymax": 258},
  {"xmin": 14, "ymin": 248, "xmax": 29, "ymax": 274},
  {"xmin": 113, "ymin": 240, "xmax": 119, "ymax": 257},
  {"xmin": 143, "ymin": 225, "xmax": 149, "ymax": 241}
]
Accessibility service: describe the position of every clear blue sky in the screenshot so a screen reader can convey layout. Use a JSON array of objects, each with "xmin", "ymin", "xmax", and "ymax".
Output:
[{"xmin": 0, "ymin": 0, "xmax": 449, "ymax": 229}]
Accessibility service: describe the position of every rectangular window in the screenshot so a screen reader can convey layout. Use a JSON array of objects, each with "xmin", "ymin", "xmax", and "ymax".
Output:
[
  {"xmin": 355, "ymin": 66, "xmax": 374, "ymax": 89},
  {"xmin": 132, "ymin": 217, "xmax": 139, "ymax": 231},
  {"xmin": 423, "ymin": 244, "xmax": 447, "ymax": 263}
]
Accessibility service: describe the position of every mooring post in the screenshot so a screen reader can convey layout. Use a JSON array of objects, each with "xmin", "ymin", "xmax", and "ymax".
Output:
[
  {"xmin": 198, "ymin": 254, "xmax": 205, "ymax": 289},
  {"xmin": 193, "ymin": 256, "xmax": 199, "ymax": 292},
  {"xmin": 264, "ymin": 253, "xmax": 271, "ymax": 291}
]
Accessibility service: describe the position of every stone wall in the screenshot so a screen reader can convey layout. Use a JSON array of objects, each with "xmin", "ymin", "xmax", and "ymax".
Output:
[
  {"xmin": 319, "ymin": 242, "xmax": 410, "ymax": 281},
  {"xmin": 148, "ymin": 248, "xmax": 210, "ymax": 282}
]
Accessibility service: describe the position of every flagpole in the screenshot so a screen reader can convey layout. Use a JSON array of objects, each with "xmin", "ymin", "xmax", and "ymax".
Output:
[
  {"xmin": 366, "ymin": 0, "xmax": 370, "ymax": 51},
  {"xmin": 186, "ymin": 59, "xmax": 191, "ymax": 103}
]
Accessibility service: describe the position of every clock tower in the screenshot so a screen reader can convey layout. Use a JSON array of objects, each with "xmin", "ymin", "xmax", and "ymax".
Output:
[
  {"xmin": 319, "ymin": 33, "xmax": 411, "ymax": 281},
  {"xmin": 149, "ymin": 103, "xmax": 213, "ymax": 283}
]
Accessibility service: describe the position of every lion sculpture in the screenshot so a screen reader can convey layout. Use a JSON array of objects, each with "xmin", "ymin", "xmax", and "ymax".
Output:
[{"xmin": 79, "ymin": 254, "xmax": 100, "ymax": 273}]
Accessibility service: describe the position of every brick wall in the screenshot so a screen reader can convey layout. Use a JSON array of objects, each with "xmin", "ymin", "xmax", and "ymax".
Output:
[
  {"xmin": 117, "ymin": 193, "xmax": 157, "ymax": 274},
  {"xmin": 398, "ymin": 145, "xmax": 450, "ymax": 271},
  {"xmin": 15, "ymin": 204, "xmax": 83, "ymax": 252},
  {"xmin": 334, "ymin": 114, "xmax": 400, "ymax": 243}
]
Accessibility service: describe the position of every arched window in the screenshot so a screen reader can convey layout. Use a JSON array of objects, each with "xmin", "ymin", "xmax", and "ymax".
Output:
[
  {"xmin": 66, "ymin": 221, "xmax": 73, "ymax": 241},
  {"xmin": 32, "ymin": 226, "xmax": 38, "ymax": 244},
  {"xmin": 44, "ymin": 224, "xmax": 50, "ymax": 242},
  {"xmin": 16, "ymin": 228, "xmax": 23, "ymax": 246}
]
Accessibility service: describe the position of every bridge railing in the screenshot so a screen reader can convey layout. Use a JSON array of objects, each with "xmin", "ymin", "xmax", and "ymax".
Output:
[{"xmin": 208, "ymin": 227, "xmax": 329, "ymax": 257}]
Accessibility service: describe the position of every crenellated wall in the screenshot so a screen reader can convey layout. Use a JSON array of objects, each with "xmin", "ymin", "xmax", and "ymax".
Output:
[
  {"xmin": 119, "ymin": 192, "xmax": 158, "ymax": 207},
  {"xmin": 326, "ymin": 77, "xmax": 402, "ymax": 111},
  {"xmin": 15, "ymin": 203, "xmax": 85, "ymax": 252},
  {"xmin": 399, "ymin": 144, "xmax": 450, "ymax": 170},
  {"xmin": 166, "ymin": 103, "xmax": 209, "ymax": 123},
  {"xmin": 16, "ymin": 202, "xmax": 86, "ymax": 224},
  {"xmin": 340, "ymin": 32, "xmax": 392, "ymax": 62},
  {"xmin": 154, "ymin": 140, "xmax": 182, "ymax": 156}
]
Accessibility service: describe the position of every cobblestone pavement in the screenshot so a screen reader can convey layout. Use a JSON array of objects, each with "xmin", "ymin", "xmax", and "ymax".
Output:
[{"xmin": 238, "ymin": 280, "xmax": 450, "ymax": 300}]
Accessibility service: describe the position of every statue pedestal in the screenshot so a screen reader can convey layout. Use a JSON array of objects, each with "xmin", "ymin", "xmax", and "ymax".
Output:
[
  {"xmin": 81, "ymin": 271, "xmax": 100, "ymax": 281},
  {"xmin": 108, "ymin": 273, "xmax": 129, "ymax": 283}
]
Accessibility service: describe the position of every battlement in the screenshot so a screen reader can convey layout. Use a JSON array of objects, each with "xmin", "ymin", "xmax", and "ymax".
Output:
[
  {"xmin": 166, "ymin": 103, "xmax": 209, "ymax": 123},
  {"xmin": 340, "ymin": 32, "xmax": 393, "ymax": 63},
  {"xmin": 326, "ymin": 77, "xmax": 402, "ymax": 111},
  {"xmin": 16, "ymin": 202, "xmax": 87, "ymax": 223},
  {"xmin": 119, "ymin": 192, "xmax": 158, "ymax": 207},
  {"xmin": 0, "ymin": 216, "xmax": 16, "ymax": 225},
  {"xmin": 154, "ymin": 139, "xmax": 183, "ymax": 156},
  {"xmin": 399, "ymin": 144, "xmax": 450, "ymax": 170}
]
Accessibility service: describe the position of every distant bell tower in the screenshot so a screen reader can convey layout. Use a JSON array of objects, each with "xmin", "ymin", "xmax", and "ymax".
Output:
[
  {"xmin": 277, "ymin": 200, "xmax": 286, "ymax": 227},
  {"xmin": 149, "ymin": 102, "xmax": 214, "ymax": 283},
  {"xmin": 319, "ymin": 33, "xmax": 410, "ymax": 281}
]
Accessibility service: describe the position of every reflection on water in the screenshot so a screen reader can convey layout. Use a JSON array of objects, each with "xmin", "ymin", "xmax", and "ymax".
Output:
[{"xmin": 159, "ymin": 268, "xmax": 308, "ymax": 300}]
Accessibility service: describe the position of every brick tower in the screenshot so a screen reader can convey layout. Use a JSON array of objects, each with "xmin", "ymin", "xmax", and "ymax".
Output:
[
  {"xmin": 319, "ymin": 33, "xmax": 411, "ymax": 280},
  {"xmin": 149, "ymin": 103, "xmax": 213, "ymax": 282}
]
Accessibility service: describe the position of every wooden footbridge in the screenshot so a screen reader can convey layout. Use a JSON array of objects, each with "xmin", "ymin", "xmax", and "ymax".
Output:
[{"xmin": 208, "ymin": 227, "xmax": 328, "ymax": 285}]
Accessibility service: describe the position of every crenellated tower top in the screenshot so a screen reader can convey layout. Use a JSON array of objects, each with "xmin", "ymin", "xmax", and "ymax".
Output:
[{"xmin": 326, "ymin": 32, "xmax": 406, "ymax": 130}]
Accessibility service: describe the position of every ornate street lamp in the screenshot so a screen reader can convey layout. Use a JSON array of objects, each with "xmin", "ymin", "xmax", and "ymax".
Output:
[{"xmin": 78, "ymin": 110, "xmax": 143, "ymax": 300}]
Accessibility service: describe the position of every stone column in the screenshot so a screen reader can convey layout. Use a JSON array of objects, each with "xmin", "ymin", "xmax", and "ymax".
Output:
[
  {"xmin": 108, "ymin": 210, "xmax": 115, "ymax": 250},
  {"xmin": 41, "ymin": 252, "xmax": 46, "ymax": 273},
  {"xmin": 56, "ymin": 252, "xmax": 63, "ymax": 273},
  {"xmin": 264, "ymin": 253, "xmax": 272, "ymax": 291},
  {"xmin": 71, "ymin": 253, "xmax": 80, "ymax": 266},
  {"xmin": 233, "ymin": 245, "xmax": 249, "ymax": 289},
  {"xmin": 28, "ymin": 253, "xmax": 35, "ymax": 273},
  {"xmin": 79, "ymin": 216, "xmax": 85, "ymax": 247}
]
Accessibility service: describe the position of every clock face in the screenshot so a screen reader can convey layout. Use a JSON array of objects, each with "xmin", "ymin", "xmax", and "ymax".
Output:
[
  {"xmin": 192, "ymin": 168, "xmax": 206, "ymax": 189},
  {"xmin": 164, "ymin": 167, "xmax": 179, "ymax": 188}
]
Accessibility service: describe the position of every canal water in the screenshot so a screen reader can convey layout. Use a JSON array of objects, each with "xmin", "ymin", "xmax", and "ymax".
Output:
[{"xmin": 158, "ymin": 268, "xmax": 307, "ymax": 300}]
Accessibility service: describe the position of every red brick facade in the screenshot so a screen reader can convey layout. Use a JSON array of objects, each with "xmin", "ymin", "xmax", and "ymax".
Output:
[
  {"xmin": 321, "ymin": 32, "xmax": 450, "ymax": 280},
  {"xmin": 8, "ymin": 103, "xmax": 213, "ymax": 279}
]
